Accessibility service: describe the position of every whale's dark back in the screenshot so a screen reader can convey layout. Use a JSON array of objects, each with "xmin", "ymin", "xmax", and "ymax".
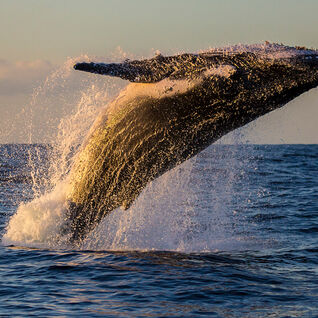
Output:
[{"xmin": 68, "ymin": 45, "xmax": 318, "ymax": 242}]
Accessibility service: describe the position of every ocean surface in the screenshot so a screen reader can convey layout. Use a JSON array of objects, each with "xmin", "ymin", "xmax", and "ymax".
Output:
[{"xmin": 0, "ymin": 144, "xmax": 318, "ymax": 317}]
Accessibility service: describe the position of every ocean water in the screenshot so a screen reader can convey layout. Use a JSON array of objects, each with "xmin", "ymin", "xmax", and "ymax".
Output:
[{"xmin": 0, "ymin": 143, "xmax": 317, "ymax": 317}]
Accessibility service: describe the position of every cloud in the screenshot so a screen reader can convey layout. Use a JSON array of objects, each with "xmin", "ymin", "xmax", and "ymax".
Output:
[{"xmin": 0, "ymin": 59, "xmax": 55, "ymax": 96}]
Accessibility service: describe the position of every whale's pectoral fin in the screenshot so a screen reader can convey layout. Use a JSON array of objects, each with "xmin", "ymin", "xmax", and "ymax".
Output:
[
  {"xmin": 74, "ymin": 58, "xmax": 174, "ymax": 83},
  {"xmin": 74, "ymin": 62, "xmax": 149, "ymax": 82}
]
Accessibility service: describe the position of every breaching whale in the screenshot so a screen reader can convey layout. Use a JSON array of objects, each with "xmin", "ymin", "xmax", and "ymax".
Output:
[{"xmin": 66, "ymin": 43, "xmax": 318, "ymax": 242}]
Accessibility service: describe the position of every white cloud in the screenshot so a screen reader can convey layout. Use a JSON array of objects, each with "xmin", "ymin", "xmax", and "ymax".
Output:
[{"xmin": 0, "ymin": 59, "xmax": 55, "ymax": 95}]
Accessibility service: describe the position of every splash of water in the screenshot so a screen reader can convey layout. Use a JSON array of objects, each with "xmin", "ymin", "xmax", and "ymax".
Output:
[{"xmin": 3, "ymin": 181, "xmax": 69, "ymax": 247}]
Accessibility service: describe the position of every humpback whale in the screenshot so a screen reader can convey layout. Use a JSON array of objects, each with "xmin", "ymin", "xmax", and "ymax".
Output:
[{"xmin": 66, "ymin": 43, "xmax": 318, "ymax": 243}]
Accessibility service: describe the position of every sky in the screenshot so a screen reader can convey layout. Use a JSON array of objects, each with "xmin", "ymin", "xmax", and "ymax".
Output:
[{"xmin": 0, "ymin": 0, "xmax": 318, "ymax": 143}]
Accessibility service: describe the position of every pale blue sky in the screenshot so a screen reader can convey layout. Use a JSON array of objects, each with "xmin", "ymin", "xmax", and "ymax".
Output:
[
  {"xmin": 0, "ymin": 0, "xmax": 318, "ymax": 143},
  {"xmin": 2, "ymin": 0, "xmax": 318, "ymax": 62}
]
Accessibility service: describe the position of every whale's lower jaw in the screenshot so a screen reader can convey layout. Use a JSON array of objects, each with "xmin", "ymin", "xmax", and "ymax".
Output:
[{"xmin": 67, "ymin": 45, "xmax": 318, "ymax": 243}]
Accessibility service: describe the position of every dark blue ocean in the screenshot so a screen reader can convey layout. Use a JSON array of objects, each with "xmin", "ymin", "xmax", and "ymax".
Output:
[{"xmin": 0, "ymin": 144, "xmax": 317, "ymax": 317}]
